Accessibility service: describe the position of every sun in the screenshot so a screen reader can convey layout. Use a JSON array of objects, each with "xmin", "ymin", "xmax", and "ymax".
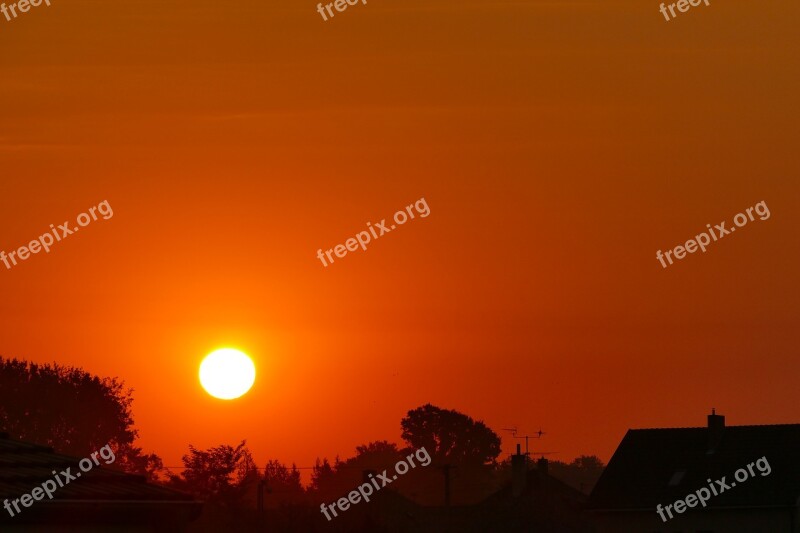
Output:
[{"xmin": 199, "ymin": 348, "xmax": 256, "ymax": 400}]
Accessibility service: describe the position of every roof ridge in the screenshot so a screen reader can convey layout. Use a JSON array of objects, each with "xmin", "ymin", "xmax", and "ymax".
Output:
[{"xmin": 629, "ymin": 423, "xmax": 800, "ymax": 431}]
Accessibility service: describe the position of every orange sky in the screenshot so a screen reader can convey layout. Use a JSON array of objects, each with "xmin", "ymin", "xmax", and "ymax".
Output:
[{"xmin": 1, "ymin": 0, "xmax": 798, "ymax": 475}]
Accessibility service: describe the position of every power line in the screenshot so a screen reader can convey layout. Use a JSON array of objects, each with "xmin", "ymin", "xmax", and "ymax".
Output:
[{"xmin": 161, "ymin": 465, "xmax": 421, "ymax": 470}]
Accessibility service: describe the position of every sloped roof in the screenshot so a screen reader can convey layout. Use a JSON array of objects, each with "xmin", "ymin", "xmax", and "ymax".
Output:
[
  {"xmin": 0, "ymin": 432, "xmax": 200, "ymax": 524},
  {"xmin": 369, "ymin": 466, "xmax": 593, "ymax": 533},
  {"xmin": 475, "ymin": 463, "xmax": 593, "ymax": 532},
  {"xmin": 485, "ymin": 463, "xmax": 588, "ymax": 504},
  {"xmin": 587, "ymin": 423, "xmax": 800, "ymax": 511}
]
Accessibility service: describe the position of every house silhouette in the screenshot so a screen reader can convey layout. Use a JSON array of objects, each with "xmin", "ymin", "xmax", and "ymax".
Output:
[
  {"xmin": 588, "ymin": 410, "xmax": 800, "ymax": 533},
  {"xmin": 334, "ymin": 447, "xmax": 594, "ymax": 532},
  {"xmin": 0, "ymin": 432, "xmax": 201, "ymax": 532}
]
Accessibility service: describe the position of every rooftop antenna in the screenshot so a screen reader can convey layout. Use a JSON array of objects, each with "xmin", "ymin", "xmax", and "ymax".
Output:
[{"xmin": 502, "ymin": 427, "xmax": 545, "ymax": 460}]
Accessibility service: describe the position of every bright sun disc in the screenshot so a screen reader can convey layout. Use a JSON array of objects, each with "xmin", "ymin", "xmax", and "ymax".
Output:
[{"xmin": 199, "ymin": 348, "xmax": 256, "ymax": 400}]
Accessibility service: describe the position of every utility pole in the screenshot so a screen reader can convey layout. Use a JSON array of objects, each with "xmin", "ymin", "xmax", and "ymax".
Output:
[
  {"xmin": 443, "ymin": 464, "xmax": 451, "ymax": 507},
  {"xmin": 257, "ymin": 479, "xmax": 266, "ymax": 526}
]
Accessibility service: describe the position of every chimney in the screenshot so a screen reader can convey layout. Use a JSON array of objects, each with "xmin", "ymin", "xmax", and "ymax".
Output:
[
  {"xmin": 537, "ymin": 456, "xmax": 548, "ymax": 475},
  {"xmin": 511, "ymin": 444, "xmax": 527, "ymax": 497},
  {"xmin": 707, "ymin": 408, "xmax": 725, "ymax": 453}
]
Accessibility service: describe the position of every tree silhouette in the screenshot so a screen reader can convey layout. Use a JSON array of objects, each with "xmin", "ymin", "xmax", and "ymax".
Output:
[
  {"xmin": 115, "ymin": 443, "xmax": 165, "ymax": 482},
  {"xmin": 401, "ymin": 404, "xmax": 501, "ymax": 466},
  {"xmin": 548, "ymin": 455, "xmax": 605, "ymax": 494},
  {"xmin": 263, "ymin": 459, "xmax": 304, "ymax": 505},
  {"xmin": 354, "ymin": 440, "xmax": 402, "ymax": 461},
  {"xmin": 316, "ymin": 441, "xmax": 405, "ymax": 500},
  {"xmin": 309, "ymin": 457, "xmax": 336, "ymax": 493},
  {"xmin": 0, "ymin": 356, "xmax": 161, "ymax": 477},
  {"xmin": 168, "ymin": 440, "xmax": 256, "ymax": 505}
]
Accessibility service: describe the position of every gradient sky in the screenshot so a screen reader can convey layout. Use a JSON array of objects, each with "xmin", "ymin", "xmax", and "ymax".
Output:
[{"xmin": 1, "ymin": 0, "xmax": 798, "ymax": 475}]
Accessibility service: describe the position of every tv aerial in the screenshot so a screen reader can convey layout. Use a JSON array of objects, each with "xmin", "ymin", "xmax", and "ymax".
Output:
[{"xmin": 502, "ymin": 426, "xmax": 545, "ymax": 457}]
